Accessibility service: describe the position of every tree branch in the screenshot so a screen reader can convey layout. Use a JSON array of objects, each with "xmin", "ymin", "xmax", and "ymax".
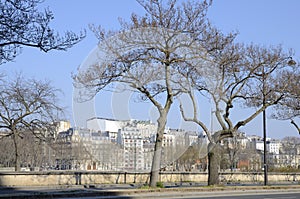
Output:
[{"xmin": 291, "ymin": 119, "xmax": 300, "ymax": 134}]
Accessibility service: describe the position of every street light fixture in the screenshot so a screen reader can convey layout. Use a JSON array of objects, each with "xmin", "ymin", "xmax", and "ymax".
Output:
[{"xmin": 287, "ymin": 57, "xmax": 297, "ymax": 66}]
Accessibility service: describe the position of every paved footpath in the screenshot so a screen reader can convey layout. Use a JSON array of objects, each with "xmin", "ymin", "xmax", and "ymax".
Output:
[{"xmin": 1, "ymin": 184, "xmax": 300, "ymax": 199}]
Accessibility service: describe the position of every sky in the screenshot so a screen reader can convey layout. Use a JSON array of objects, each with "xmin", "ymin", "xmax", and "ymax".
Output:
[{"xmin": 2, "ymin": 0, "xmax": 300, "ymax": 139}]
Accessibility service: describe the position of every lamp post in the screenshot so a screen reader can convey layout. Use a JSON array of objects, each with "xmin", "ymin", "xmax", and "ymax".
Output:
[
  {"xmin": 263, "ymin": 105, "xmax": 268, "ymax": 185},
  {"xmin": 262, "ymin": 64, "xmax": 268, "ymax": 186}
]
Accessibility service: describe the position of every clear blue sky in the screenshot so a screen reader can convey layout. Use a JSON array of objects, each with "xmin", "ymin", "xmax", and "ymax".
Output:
[{"xmin": 2, "ymin": 0, "xmax": 300, "ymax": 139}]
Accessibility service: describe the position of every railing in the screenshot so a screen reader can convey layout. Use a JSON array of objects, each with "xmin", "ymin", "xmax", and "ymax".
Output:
[{"xmin": 0, "ymin": 171, "xmax": 299, "ymax": 186}]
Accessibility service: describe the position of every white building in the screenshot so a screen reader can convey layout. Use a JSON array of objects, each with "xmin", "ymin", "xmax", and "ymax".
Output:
[
  {"xmin": 267, "ymin": 140, "xmax": 282, "ymax": 155},
  {"xmin": 185, "ymin": 131, "xmax": 199, "ymax": 146},
  {"xmin": 87, "ymin": 117, "xmax": 123, "ymax": 132},
  {"xmin": 163, "ymin": 133, "xmax": 176, "ymax": 147},
  {"xmin": 118, "ymin": 127, "xmax": 144, "ymax": 171},
  {"xmin": 256, "ymin": 141, "xmax": 264, "ymax": 151},
  {"xmin": 255, "ymin": 139, "xmax": 281, "ymax": 155},
  {"xmin": 55, "ymin": 121, "xmax": 71, "ymax": 135},
  {"xmin": 86, "ymin": 118, "xmax": 156, "ymax": 137}
]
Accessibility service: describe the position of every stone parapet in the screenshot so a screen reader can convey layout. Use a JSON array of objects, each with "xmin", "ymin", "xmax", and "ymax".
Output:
[{"xmin": 0, "ymin": 171, "xmax": 299, "ymax": 186}]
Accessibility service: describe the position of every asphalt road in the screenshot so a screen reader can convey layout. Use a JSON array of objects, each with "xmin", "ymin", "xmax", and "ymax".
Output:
[
  {"xmin": 163, "ymin": 191, "xmax": 300, "ymax": 199},
  {"xmin": 1, "ymin": 185, "xmax": 300, "ymax": 199},
  {"xmin": 55, "ymin": 190, "xmax": 300, "ymax": 199}
]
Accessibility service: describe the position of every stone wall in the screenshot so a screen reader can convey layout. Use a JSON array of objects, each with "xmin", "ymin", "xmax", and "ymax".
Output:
[{"xmin": 0, "ymin": 171, "xmax": 299, "ymax": 186}]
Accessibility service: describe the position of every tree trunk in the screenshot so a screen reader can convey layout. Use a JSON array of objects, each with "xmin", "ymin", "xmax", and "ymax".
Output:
[
  {"xmin": 12, "ymin": 133, "xmax": 21, "ymax": 172},
  {"xmin": 208, "ymin": 142, "xmax": 220, "ymax": 185},
  {"xmin": 149, "ymin": 114, "xmax": 167, "ymax": 187}
]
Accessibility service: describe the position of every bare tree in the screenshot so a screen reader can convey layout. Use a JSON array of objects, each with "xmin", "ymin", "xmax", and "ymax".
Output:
[
  {"xmin": 0, "ymin": 0, "xmax": 85, "ymax": 64},
  {"xmin": 17, "ymin": 132, "xmax": 49, "ymax": 170},
  {"xmin": 73, "ymin": 0, "xmax": 225, "ymax": 187},
  {"xmin": 271, "ymin": 67, "xmax": 300, "ymax": 134},
  {"xmin": 0, "ymin": 74, "xmax": 64, "ymax": 171},
  {"xmin": 180, "ymin": 43, "xmax": 295, "ymax": 185},
  {"xmin": 176, "ymin": 145, "xmax": 199, "ymax": 171}
]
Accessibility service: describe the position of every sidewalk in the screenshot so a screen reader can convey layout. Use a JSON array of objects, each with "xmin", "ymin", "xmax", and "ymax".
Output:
[{"xmin": 0, "ymin": 184, "xmax": 300, "ymax": 199}]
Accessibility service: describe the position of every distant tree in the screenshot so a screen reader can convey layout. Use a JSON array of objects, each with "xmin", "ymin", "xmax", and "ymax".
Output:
[
  {"xmin": 176, "ymin": 145, "xmax": 199, "ymax": 171},
  {"xmin": 70, "ymin": 138, "xmax": 91, "ymax": 170},
  {"xmin": 0, "ymin": 74, "xmax": 64, "ymax": 171},
  {"xmin": 0, "ymin": 129, "xmax": 56, "ymax": 171},
  {"xmin": 0, "ymin": 136, "xmax": 15, "ymax": 168},
  {"xmin": 17, "ymin": 132, "xmax": 48, "ymax": 170},
  {"xmin": 0, "ymin": 0, "xmax": 85, "ymax": 64},
  {"xmin": 222, "ymin": 136, "xmax": 243, "ymax": 171},
  {"xmin": 282, "ymin": 136, "xmax": 300, "ymax": 144}
]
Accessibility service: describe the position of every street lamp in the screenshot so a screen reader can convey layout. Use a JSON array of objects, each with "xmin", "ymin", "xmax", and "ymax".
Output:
[
  {"xmin": 263, "ymin": 104, "xmax": 268, "ymax": 185},
  {"xmin": 262, "ymin": 65, "xmax": 268, "ymax": 186}
]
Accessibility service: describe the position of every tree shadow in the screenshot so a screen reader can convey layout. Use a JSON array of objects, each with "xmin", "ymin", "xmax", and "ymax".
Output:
[{"xmin": 0, "ymin": 185, "xmax": 134, "ymax": 199}]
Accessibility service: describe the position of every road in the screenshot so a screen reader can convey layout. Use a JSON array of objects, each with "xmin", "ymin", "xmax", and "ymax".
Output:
[
  {"xmin": 56, "ymin": 189, "xmax": 300, "ymax": 199},
  {"xmin": 1, "ymin": 185, "xmax": 300, "ymax": 199}
]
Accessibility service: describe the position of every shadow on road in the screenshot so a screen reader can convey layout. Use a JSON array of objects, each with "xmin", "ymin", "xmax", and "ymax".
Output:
[{"xmin": 0, "ymin": 185, "xmax": 134, "ymax": 199}]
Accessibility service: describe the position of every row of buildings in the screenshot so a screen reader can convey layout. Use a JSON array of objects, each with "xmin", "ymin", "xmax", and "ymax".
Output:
[
  {"xmin": 53, "ymin": 118, "xmax": 300, "ymax": 172},
  {"xmin": 54, "ymin": 118, "xmax": 203, "ymax": 171}
]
